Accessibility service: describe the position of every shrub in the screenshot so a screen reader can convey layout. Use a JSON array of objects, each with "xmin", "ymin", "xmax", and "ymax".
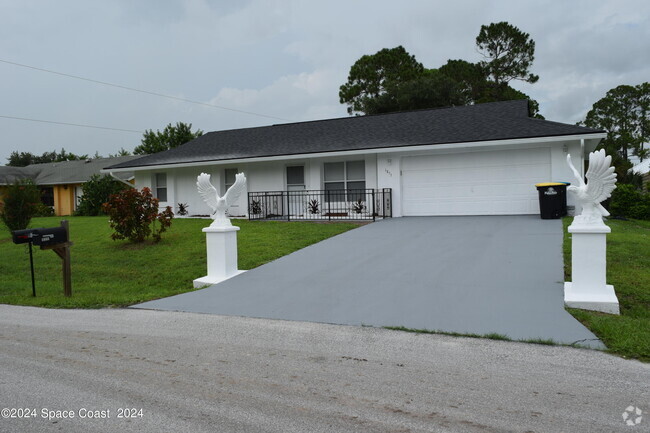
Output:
[
  {"xmin": 307, "ymin": 199, "xmax": 320, "ymax": 214},
  {"xmin": 75, "ymin": 174, "xmax": 128, "ymax": 216},
  {"xmin": 351, "ymin": 198, "xmax": 366, "ymax": 214},
  {"xmin": 610, "ymin": 184, "xmax": 650, "ymax": 220},
  {"xmin": 0, "ymin": 179, "xmax": 41, "ymax": 231},
  {"xmin": 250, "ymin": 200, "xmax": 261, "ymax": 215},
  {"xmin": 629, "ymin": 193, "xmax": 650, "ymax": 220},
  {"xmin": 177, "ymin": 203, "xmax": 189, "ymax": 216},
  {"xmin": 102, "ymin": 187, "xmax": 174, "ymax": 242},
  {"xmin": 33, "ymin": 202, "xmax": 55, "ymax": 217}
]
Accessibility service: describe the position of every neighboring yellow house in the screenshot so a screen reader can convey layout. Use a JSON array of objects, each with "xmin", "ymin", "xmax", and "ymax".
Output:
[{"xmin": 0, "ymin": 156, "xmax": 138, "ymax": 216}]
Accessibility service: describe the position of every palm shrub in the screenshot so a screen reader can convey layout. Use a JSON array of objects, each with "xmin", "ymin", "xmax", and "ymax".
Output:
[
  {"xmin": 177, "ymin": 203, "xmax": 189, "ymax": 216},
  {"xmin": 102, "ymin": 187, "xmax": 174, "ymax": 242},
  {"xmin": 0, "ymin": 179, "xmax": 41, "ymax": 230},
  {"xmin": 307, "ymin": 199, "xmax": 320, "ymax": 214}
]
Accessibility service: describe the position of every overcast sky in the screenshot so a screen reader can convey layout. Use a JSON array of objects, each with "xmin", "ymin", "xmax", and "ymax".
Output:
[{"xmin": 1, "ymin": 0, "xmax": 649, "ymax": 164}]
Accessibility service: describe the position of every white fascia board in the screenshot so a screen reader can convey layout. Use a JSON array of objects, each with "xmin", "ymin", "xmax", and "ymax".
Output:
[
  {"xmin": 102, "ymin": 133, "xmax": 606, "ymax": 173},
  {"xmin": 33, "ymin": 181, "xmax": 86, "ymax": 186},
  {"xmin": 583, "ymin": 138, "xmax": 602, "ymax": 154}
]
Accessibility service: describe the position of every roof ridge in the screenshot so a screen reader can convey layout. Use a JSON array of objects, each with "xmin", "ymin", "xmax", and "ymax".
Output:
[
  {"xmin": 523, "ymin": 115, "xmax": 605, "ymax": 133},
  {"xmin": 24, "ymin": 154, "xmax": 139, "ymax": 168},
  {"xmin": 105, "ymin": 100, "xmax": 604, "ymax": 170},
  {"xmin": 199, "ymin": 100, "xmax": 531, "ymax": 135}
]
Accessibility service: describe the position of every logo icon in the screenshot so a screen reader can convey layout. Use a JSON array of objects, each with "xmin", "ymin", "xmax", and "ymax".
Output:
[
  {"xmin": 622, "ymin": 406, "xmax": 643, "ymax": 426},
  {"xmin": 544, "ymin": 187, "xmax": 557, "ymax": 196}
]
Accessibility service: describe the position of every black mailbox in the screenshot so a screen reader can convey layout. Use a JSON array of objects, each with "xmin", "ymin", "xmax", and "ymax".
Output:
[
  {"xmin": 12, "ymin": 229, "xmax": 38, "ymax": 244},
  {"xmin": 32, "ymin": 227, "xmax": 67, "ymax": 246}
]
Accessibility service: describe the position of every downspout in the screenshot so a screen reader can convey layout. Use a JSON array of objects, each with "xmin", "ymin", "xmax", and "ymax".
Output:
[
  {"xmin": 580, "ymin": 139, "xmax": 585, "ymax": 180},
  {"xmin": 109, "ymin": 172, "xmax": 135, "ymax": 188}
]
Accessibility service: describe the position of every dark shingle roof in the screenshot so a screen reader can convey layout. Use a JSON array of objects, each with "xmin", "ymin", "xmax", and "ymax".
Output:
[
  {"xmin": 107, "ymin": 100, "xmax": 603, "ymax": 170},
  {"xmin": 0, "ymin": 156, "xmax": 140, "ymax": 185},
  {"xmin": 0, "ymin": 165, "xmax": 40, "ymax": 185}
]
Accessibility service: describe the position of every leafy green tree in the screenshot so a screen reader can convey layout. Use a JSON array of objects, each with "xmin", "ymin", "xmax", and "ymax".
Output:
[
  {"xmin": 109, "ymin": 147, "xmax": 131, "ymax": 157},
  {"xmin": 133, "ymin": 122, "xmax": 203, "ymax": 155},
  {"xmin": 7, "ymin": 148, "xmax": 88, "ymax": 167},
  {"xmin": 75, "ymin": 174, "xmax": 129, "ymax": 216},
  {"xmin": 438, "ymin": 59, "xmax": 489, "ymax": 105},
  {"xmin": 394, "ymin": 70, "xmax": 466, "ymax": 111},
  {"xmin": 339, "ymin": 23, "xmax": 542, "ymax": 116},
  {"xmin": 339, "ymin": 46, "xmax": 425, "ymax": 115},
  {"xmin": 364, "ymin": 69, "xmax": 465, "ymax": 114},
  {"xmin": 6, "ymin": 152, "xmax": 34, "ymax": 167},
  {"xmin": 436, "ymin": 59, "xmax": 543, "ymax": 117},
  {"xmin": 0, "ymin": 179, "xmax": 41, "ymax": 231},
  {"xmin": 476, "ymin": 21, "xmax": 539, "ymax": 89},
  {"xmin": 487, "ymin": 85, "xmax": 543, "ymax": 119},
  {"xmin": 582, "ymin": 83, "xmax": 650, "ymax": 180}
]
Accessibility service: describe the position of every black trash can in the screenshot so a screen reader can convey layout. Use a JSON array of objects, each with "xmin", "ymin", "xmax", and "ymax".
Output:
[
  {"xmin": 535, "ymin": 182, "xmax": 569, "ymax": 219},
  {"xmin": 558, "ymin": 182, "xmax": 571, "ymax": 216}
]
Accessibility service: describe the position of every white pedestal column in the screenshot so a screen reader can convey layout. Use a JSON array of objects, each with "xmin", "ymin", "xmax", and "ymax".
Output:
[
  {"xmin": 564, "ymin": 223, "xmax": 619, "ymax": 314},
  {"xmin": 193, "ymin": 226, "xmax": 245, "ymax": 288}
]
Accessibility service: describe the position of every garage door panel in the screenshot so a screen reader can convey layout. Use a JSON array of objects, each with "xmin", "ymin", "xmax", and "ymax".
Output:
[
  {"xmin": 401, "ymin": 148, "xmax": 550, "ymax": 216},
  {"xmin": 405, "ymin": 197, "xmax": 538, "ymax": 216},
  {"xmin": 404, "ymin": 181, "xmax": 540, "ymax": 200},
  {"xmin": 404, "ymin": 164, "xmax": 549, "ymax": 186}
]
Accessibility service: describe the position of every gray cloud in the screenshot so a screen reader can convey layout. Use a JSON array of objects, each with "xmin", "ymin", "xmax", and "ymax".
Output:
[{"xmin": 1, "ymin": 0, "xmax": 649, "ymax": 163}]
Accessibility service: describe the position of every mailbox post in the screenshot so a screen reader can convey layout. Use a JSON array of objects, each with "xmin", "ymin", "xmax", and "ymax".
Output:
[
  {"xmin": 12, "ymin": 229, "xmax": 38, "ymax": 296},
  {"xmin": 11, "ymin": 220, "xmax": 73, "ymax": 297},
  {"xmin": 39, "ymin": 220, "xmax": 73, "ymax": 297}
]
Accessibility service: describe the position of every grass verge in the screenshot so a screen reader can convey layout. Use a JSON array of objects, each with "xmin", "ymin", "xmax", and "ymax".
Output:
[
  {"xmin": 0, "ymin": 216, "xmax": 361, "ymax": 308},
  {"xmin": 384, "ymin": 326, "xmax": 558, "ymax": 346},
  {"xmin": 563, "ymin": 217, "xmax": 650, "ymax": 362}
]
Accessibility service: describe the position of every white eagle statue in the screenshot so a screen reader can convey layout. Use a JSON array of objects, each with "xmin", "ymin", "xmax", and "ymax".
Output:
[
  {"xmin": 566, "ymin": 149, "xmax": 617, "ymax": 227},
  {"xmin": 196, "ymin": 172, "xmax": 247, "ymax": 227}
]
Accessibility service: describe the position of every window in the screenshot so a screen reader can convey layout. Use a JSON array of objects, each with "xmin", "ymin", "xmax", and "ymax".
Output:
[
  {"xmin": 224, "ymin": 168, "xmax": 237, "ymax": 192},
  {"xmin": 323, "ymin": 160, "xmax": 366, "ymax": 201},
  {"xmin": 155, "ymin": 173, "xmax": 167, "ymax": 202},
  {"xmin": 40, "ymin": 187, "xmax": 54, "ymax": 207}
]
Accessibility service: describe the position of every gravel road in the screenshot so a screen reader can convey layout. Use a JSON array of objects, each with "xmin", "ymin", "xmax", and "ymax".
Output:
[{"xmin": 0, "ymin": 305, "xmax": 647, "ymax": 432}]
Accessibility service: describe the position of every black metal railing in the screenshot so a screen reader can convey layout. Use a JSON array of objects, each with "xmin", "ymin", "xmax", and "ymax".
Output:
[{"xmin": 248, "ymin": 188, "xmax": 392, "ymax": 221}]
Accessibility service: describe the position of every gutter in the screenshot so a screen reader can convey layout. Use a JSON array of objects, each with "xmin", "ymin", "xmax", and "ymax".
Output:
[
  {"xmin": 580, "ymin": 139, "xmax": 585, "ymax": 180},
  {"xmin": 102, "ymin": 132, "xmax": 608, "ymax": 173}
]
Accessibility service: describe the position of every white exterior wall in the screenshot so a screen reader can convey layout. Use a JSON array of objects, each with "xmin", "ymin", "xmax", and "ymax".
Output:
[
  {"xmin": 174, "ymin": 167, "xmax": 220, "ymax": 216},
  {"xmin": 374, "ymin": 139, "xmax": 587, "ymax": 217},
  {"xmin": 552, "ymin": 140, "xmax": 584, "ymax": 212},
  {"xmin": 306, "ymin": 160, "xmax": 321, "ymax": 190},
  {"xmin": 129, "ymin": 138, "xmax": 592, "ymax": 218},
  {"xmin": 377, "ymin": 155, "xmax": 402, "ymax": 217},
  {"xmin": 135, "ymin": 170, "xmax": 175, "ymax": 209},
  {"xmin": 134, "ymin": 171, "xmax": 152, "ymax": 190},
  {"xmin": 138, "ymin": 156, "xmax": 378, "ymax": 217}
]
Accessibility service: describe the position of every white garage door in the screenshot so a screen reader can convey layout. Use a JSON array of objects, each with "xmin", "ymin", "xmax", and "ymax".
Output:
[{"xmin": 401, "ymin": 148, "xmax": 551, "ymax": 216}]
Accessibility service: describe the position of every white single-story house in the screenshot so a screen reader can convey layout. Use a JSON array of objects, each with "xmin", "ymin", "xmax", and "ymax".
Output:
[{"xmin": 103, "ymin": 100, "xmax": 605, "ymax": 219}]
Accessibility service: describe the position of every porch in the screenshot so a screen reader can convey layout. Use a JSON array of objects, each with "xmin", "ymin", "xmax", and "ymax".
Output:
[{"xmin": 248, "ymin": 188, "xmax": 392, "ymax": 221}]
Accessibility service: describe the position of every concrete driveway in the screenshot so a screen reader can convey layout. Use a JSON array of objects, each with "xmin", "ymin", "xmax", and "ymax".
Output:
[{"xmin": 135, "ymin": 216, "xmax": 603, "ymax": 348}]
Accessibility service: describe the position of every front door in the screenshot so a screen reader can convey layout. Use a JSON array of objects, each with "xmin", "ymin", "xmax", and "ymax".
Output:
[
  {"xmin": 74, "ymin": 186, "xmax": 83, "ymax": 211},
  {"xmin": 286, "ymin": 166, "xmax": 305, "ymax": 215}
]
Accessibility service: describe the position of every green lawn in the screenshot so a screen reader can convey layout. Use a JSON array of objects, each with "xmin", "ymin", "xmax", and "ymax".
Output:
[
  {"xmin": 563, "ymin": 217, "xmax": 650, "ymax": 362},
  {"xmin": 3, "ymin": 215, "xmax": 647, "ymax": 361},
  {"xmin": 0, "ymin": 216, "xmax": 361, "ymax": 308}
]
